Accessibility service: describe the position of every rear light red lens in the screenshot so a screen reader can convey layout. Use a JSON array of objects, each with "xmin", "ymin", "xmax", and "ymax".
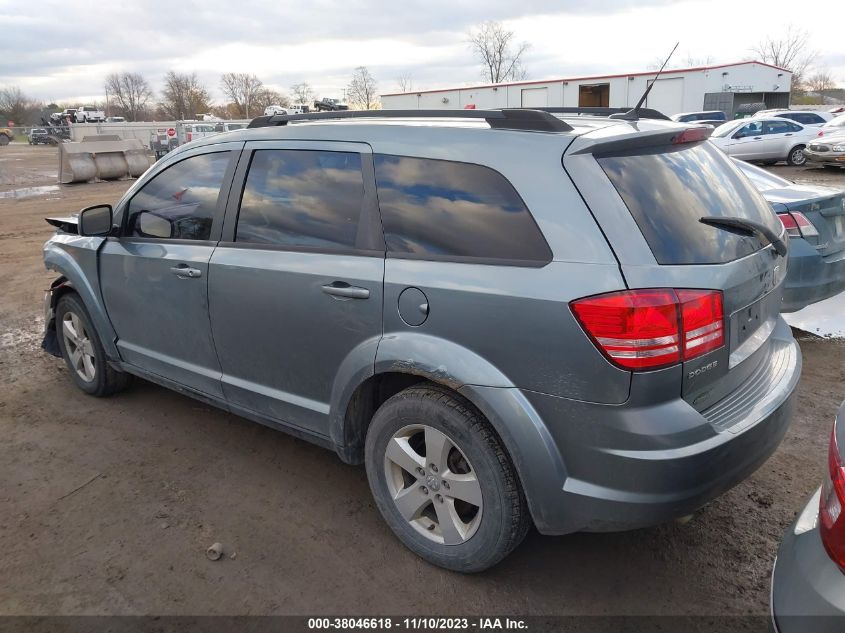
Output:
[
  {"xmin": 678, "ymin": 290, "xmax": 724, "ymax": 357},
  {"xmin": 820, "ymin": 423, "xmax": 845, "ymax": 573},
  {"xmin": 672, "ymin": 127, "xmax": 712, "ymax": 144},
  {"xmin": 777, "ymin": 211, "xmax": 819, "ymax": 238},
  {"xmin": 187, "ymin": 132, "xmax": 193, "ymax": 142},
  {"xmin": 791, "ymin": 211, "xmax": 819, "ymax": 237},
  {"xmin": 777, "ymin": 212, "xmax": 800, "ymax": 237},
  {"xmin": 571, "ymin": 289, "xmax": 724, "ymax": 371}
]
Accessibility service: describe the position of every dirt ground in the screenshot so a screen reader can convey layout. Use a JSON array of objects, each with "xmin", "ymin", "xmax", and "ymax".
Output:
[{"xmin": 1, "ymin": 145, "xmax": 845, "ymax": 620}]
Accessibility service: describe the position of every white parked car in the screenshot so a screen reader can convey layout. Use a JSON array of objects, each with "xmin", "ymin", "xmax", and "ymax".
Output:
[
  {"xmin": 263, "ymin": 104, "xmax": 306, "ymax": 116},
  {"xmin": 818, "ymin": 114, "xmax": 845, "ymax": 138},
  {"xmin": 709, "ymin": 118, "xmax": 818, "ymax": 166},
  {"xmin": 753, "ymin": 109, "xmax": 833, "ymax": 128}
]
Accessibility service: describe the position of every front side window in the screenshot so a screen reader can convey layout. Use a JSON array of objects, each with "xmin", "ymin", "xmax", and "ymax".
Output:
[
  {"xmin": 126, "ymin": 152, "xmax": 231, "ymax": 240},
  {"xmin": 374, "ymin": 155, "xmax": 551, "ymax": 263},
  {"xmin": 236, "ymin": 149, "xmax": 364, "ymax": 250},
  {"xmin": 738, "ymin": 121, "xmax": 764, "ymax": 136}
]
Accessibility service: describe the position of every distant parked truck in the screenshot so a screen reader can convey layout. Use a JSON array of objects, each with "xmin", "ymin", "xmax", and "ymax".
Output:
[
  {"xmin": 313, "ymin": 97, "xmax": 348, "ymax": 112},
  {"xmin": 75, "ymin": 106, "xmax": 105, "ymax": 123}
]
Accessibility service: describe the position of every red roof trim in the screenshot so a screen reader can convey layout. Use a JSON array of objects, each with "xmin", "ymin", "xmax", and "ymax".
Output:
[{"xmin": 381, "ymin": 61, "xmax": 791, "ymax": 97}]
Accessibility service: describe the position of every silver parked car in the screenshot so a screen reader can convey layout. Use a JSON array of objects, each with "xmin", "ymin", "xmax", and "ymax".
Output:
[
  {"xmin": 771, "ymin": 401, "xmax": 845, "ymax": 632},
  {"xmin": 41, "ymin": 109, "xmax": 801, "ymax": 572},
  {"xmin": 805, "ymin": 132, "xmax": 845, "ymax": 170},
  {"xmin": 710, "ymin": 118, "xmax": 818, "ymax": 165},
  {"xmin": 733, "ymin": 160, "xmax": 845, "ymax": 311}
]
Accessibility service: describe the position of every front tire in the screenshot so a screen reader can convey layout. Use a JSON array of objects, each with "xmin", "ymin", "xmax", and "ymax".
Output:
[
  {"xmin": 56, "ymin": 293, "xmax": 131, "ymax": 397},
  {"xmin": 0, "ymin": 135, "xmax": 10, "ymax": 146},
  {"xmin": 365, "ymin": 385, "xmax": 530, "ymax": 572},
  {"xmin": 787, "ymin": 145, "xmax": 806, "ymax": 166}
]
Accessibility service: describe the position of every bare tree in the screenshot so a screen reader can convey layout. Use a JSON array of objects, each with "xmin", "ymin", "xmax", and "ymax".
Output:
[
  {"xmin": 468, "ymin": 21, "xmax": 530, "ymax": 84},
  {"xmin": 104, "ymin": 72, "xmax": 153, "ymax": 121},
  {"xmin": 254, "ymin": 87, "xmax": 290, "ymax": 111},
  {"xmin": 290, "ymin": 82, "xmax": 314, "ymax": 105},
  {"xmin": 159, "ymin": 71, "xmax": 211, "ymax": 120},
  {"xmin": 219, "ymin": 73, "xmax": 264, "ymax": 118},
  {"xmin": 806, "ymin": 68, "xmax": 835, "ymax": 95},
  {"xmin": 396, "ymin": 73, "xmax": 414, "ymax": 93},
  {"xmin": 752, "ymin": 26, "xmax": 818, "ymax": 91},
  {"xmin": 0, "ymin": 86, "xmax": 42, "ymax": 125},
  {"xmin": 347, "ymin": 66, "xmax": 379, "ymax": 110}
]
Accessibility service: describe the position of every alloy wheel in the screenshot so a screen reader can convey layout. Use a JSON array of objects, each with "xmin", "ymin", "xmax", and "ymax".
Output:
[
  {"xmin": 383, "ymin": 424, "xmax": 483, "ymax": 545},
  {"xmin": 62, "ymin": 311, "xmax": 96, "ymax": 382}
]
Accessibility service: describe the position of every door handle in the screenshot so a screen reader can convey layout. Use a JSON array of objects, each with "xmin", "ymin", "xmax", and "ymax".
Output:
[
  {"xmin": 753, "ymin": 136, "xmax": 762, "ymax": 140},
  {"xmin": 170, "ymin": 265, "xmax": 202, "ymax": 278},
  {"xmin": 785, "ymin": 133, "xmax": 793, "ymax": 136},
  {"xmin": 321, "ymin": 282, "xmax": 370, "ymax": 300}
]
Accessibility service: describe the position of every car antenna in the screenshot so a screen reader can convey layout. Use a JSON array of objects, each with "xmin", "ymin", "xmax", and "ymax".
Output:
[{"xmin": 609, "ymin": 42, "xmax": 680, "ymax": 121}]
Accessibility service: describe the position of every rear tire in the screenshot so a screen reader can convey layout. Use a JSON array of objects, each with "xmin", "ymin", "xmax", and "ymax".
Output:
[
  {"xmin": 787, "ymin": 145, "xmax": 806, "ymax": 166},
  {"xmin": 365, "ymin": 384, "xmax": 530, "ymax": 572},
  {"xmin": 56, "ymin": 293, "xmax": 131, "ymax": 397},
  {"xmin": 0, "ymin": 134, "xmax": 10, "ymax": 146}
]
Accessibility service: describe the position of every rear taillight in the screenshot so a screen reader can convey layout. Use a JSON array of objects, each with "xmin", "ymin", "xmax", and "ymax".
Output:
[
  {"xmin": 777, "ymin": 211, "xmax": 819, "ymax": 238},
  {"xmin": 820, "ymin": 423, "xmax": 845, "ymax": 573},
  {"xmin": 186, "ymin": 132, "xmax": 193, "ymax": 142},
  {"xmin": 571, "ymin": 289, "xmax": 724, "ymax": 371}
]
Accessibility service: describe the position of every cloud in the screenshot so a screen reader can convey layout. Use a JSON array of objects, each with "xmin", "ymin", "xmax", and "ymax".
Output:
[{"xmin": 0, "ymin": 0, "xmax": 841, "ymax": 104}]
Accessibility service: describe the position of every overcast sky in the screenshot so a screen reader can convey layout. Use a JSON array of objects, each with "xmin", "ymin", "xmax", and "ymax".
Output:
[{"xmin": 1, "ymin": 0, "xmax": 842, "ymax": 105}]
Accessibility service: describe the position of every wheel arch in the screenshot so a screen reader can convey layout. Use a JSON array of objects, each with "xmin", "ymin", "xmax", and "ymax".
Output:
[{"xmin": 43, "ymin": 240, "xmax": 119, "ymax": 360}]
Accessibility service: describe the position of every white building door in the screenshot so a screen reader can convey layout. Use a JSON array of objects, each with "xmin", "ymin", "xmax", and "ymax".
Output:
[
  {"xmin": 646, "ymin": 77, "xmax": 684, "ymax": 116},
  {"xmin": 521, "ymin": 88, "xmax": 548, "ymax": 108}
]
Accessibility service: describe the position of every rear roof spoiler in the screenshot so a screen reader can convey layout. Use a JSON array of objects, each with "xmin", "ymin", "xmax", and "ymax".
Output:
[{"xmin": 568, "ymin": 125, "xmax": 712, "ymax": 156}]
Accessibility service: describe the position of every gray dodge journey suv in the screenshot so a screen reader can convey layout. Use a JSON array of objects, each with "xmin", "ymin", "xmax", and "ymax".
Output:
[{"xmin": 42, "ymin": 108, "xmax": 801, "ymax": 572}]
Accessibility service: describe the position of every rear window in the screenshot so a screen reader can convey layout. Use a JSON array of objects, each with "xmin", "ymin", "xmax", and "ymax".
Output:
[
  {"xmin": 597, "ymin": 142, "xmax": 781, "ymax": 265},
  {"xmin": 374, "ymin": 155, "xmax": 552, "ymax": 264}
]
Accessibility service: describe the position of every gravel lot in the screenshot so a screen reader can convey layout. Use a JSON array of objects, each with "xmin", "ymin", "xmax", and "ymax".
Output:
[{"xmin": 1, "ymin": 145, "xmax": 844, "ymax": 622}]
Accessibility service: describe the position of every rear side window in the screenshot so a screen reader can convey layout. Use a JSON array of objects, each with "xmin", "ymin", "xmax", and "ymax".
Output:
[
  {"xmin": 126, "ymin": 151, "xmax": 231, "ymax": 241},
  {"xmin": 598, "ymin": 142, "xmax": 781, "ymax": 265},
  {"xmin": 764, "ymin": 120, "xmax": 792, "ymax": 134},
  {"xmin": 374, "ymin": 155, "xmax": 551, "ymax": 263},
  {"xmin": 236, "ymin": 149, "xmax": 364, "ymax": 250}
]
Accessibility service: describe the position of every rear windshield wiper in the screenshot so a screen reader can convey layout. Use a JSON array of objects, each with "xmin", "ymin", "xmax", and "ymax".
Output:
[{"xmin": 699, "ymin": 216, "xmax": 788, "ymax": 257}]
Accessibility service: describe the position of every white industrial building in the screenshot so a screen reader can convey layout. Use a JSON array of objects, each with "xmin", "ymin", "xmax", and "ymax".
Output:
[{"xmin": 381, "ymin": 61, "xmax": 792, "ymax": 118}]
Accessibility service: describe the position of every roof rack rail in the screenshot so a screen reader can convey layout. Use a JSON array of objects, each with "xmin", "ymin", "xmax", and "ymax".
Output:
[
  {"xmin": 247, "ymin": 108, "xmax": 574, "ymax": 132},
  {"xmin": 531, "ymin": 107, "xmax": 671, "ymax": 121}
]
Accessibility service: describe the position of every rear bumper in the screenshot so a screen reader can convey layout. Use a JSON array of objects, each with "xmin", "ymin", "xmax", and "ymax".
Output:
[
  {"xmin": 782, "ymin": 238, "xmax": 845, "ymax": 312},
  {"xmin": 508, "ymin": 318, "xmax": 801, "ymax": 535},
  {"xmin": 771, "ymin": 489, "xmax": 845, "ymax": 632}
]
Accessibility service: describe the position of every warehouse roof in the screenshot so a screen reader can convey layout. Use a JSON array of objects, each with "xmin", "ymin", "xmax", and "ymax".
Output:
[{"xmin": 381, "ymin": 60, "xmax": 791, "ymax": 97}]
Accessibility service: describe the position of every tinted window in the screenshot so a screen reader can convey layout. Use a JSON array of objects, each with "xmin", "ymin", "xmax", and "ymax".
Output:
[
  {"xmin": 236, "ymin": 149, "xmax": 364, "ymax": 249},
  {"xmin": 764, "ymin": 120, "xmax": 792, "ymax": 135},
  {"xmin": 598, "ymin": 142, "xmax": 781, "ymax": 265},
  {"xmin": 126, "ymin": 152, "xmax": 231, "ymax": 240},
  {"xmin": 374, "ymin": 155, "xmax": 551, "ymax": 262},
  {"xmin": 739, "ymin": 121, "xmax": 764, "ymax": 136},
  {"xmin": 787, "ymin": 122, "xmax": 803, "ymax": 132}
]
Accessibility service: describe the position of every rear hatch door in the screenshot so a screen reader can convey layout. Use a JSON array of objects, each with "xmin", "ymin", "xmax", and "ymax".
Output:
[{"xmin": 564, "ymin": 123, "xmax": 790, "ymax": 426}]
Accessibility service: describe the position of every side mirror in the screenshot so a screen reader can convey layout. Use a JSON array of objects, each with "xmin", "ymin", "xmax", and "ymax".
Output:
[
  {"xmin": 732, "ymin": 132, "xmax": 745, "ymax": 139},
  {"xmin": 78, "ymin": 204, "xmax": 113, "ymax": 236}
]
